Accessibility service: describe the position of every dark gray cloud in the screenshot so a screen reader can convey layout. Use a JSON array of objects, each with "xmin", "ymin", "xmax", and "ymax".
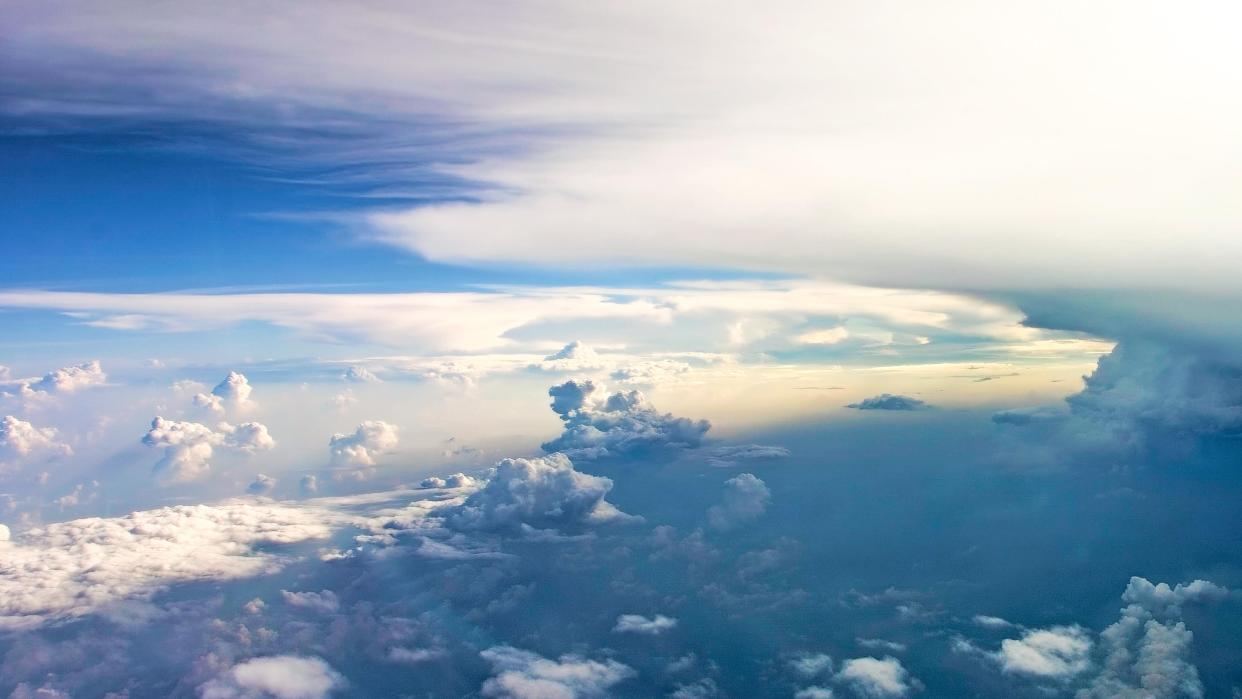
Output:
[{"xmin": 846, "ymin": 395, "xmax": 927, "ymax": 411}]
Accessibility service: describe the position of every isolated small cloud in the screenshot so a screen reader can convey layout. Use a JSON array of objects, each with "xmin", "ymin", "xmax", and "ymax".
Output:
[
  {"xmin": 247, "ymin": 473, "xmax": 277, "ymax": 495},
  {"xmin": 846, "ymin": 394, "xmax": 928, "ymax": 411},
  {"xmin": 994, "ymin": 626, "xmax": 1092, "ymax": 678},
  {"xmin": 705, "ymin": 444, "xmax": 790, "ymax": 468},
  {"xmin": 299, "ymin": 475, "xmax": 319, "ymax": 494},
  {"xmin": 480, "ymin": 645, "xmax": 634, "ymax": 699},
  {"xmin": 707, "ymin": 473, "xmax": 770, "ymax": 531},
  {"xmin": 797, "ymin": 326, "xmax": 850, "ymax": 345},
  {"xmin": 329, "ymin": 421, "xmax": 398, "ymax": 468},
  {"xmin": 418, "ymin": 473, "xmax": 480, "ymax": 489},
  {"xmin": 281, "ymin": 589, "xmax": 340, "ymax": 615},
  {"xmin": 789, "ymin": 653, "xmax": 834, "ymax": 679},
  {"xmin": 343, "ymin": 365, "xmax": 381, "ymax": 383},
  {"xmin": 193, "ymin": 371, "xmax": 255, "ymax": 414},
  {"xmin": 613, "ymin": 613, "xmax": 678, "ymax": 635},
  {"xmin": 198, "ymin": 655, "xmax": 346, "ymax": 699},
  {"xmin": 794, "ymin": 688, "xmax": 835, "ymax": 699},
  {"xmin": 835, "ymin": 656, "xmax": 914, "ymax": 698}
]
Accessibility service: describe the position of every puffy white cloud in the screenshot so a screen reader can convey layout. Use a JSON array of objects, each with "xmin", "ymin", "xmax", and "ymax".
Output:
[
  {"xmin": 1120, "ymin": 576, "xmax": 1229, "ymax": 617},
  {"xmin": 789, "ymin": 653, "xmax": 834, "ymax": 679},
  {"xmin": 539, "ymin": 340, "xmax": 607, "ymax": 372},
  {"xmin": 0, "ymin": 415, "xmax": 72, "ymax": 471},
  {"xmin": 247, "ymin": 474, "xmax": 277, "ymax": 495},
  {"xmin": 280, "ymin": 589, "xmax": 339, "ymax": 615},
  {"xmin": 194, "ymin": 372, "xmax": 255, "ymax": 414},
  {"xmin": 23, "ymin": 360, "xmax": 106, "ymax": 395},
  {"xmin": 0, "ymin": 501, "xmax": 337, "ymax": 628},
  {"xmin": 612, "ymin": 613, "xmax": 677, "ymax": 635},
  {"xmin": 705, "ymin": 444, "xmax": 790, "ymax": 468},
  {"xmin": 328, "ymin": 421, "xmax": 398, "ymax": 469},
  {"xmin": 707, "ymin": 473, "xmax": 770, "ymax": 531},
  {"xmin": 446, "ymin": 453, "xmax": 629, "ymax": 532},
  {"xmin": 846, "ymin": 394, "xmax": 928, "ymax": 411},
  {"xmin": 418, "ymin": 473, "xmax": 479, "ymax": 489},
  {"xmin": 835, "ymin": 656, "xmax": 914, "ymax": 698},
  {"xmin": 198, "ymin": 655, "xmax": 346, "ymax": 699},
  {"xmin": 142, "ymin": 417, "xmax": 276, "ymax": 483},
  {"xmin": 479, "ymin": 645, "xmax": 634, "ymax": 699},
  {"xmin": 343, "ymin": 366, "xmax": 380, "ymax": 384},
  {"xmin": 994, "ymin": 626, "xmax": 1092, "ymax": 678},
  {"xmin": 542, "ymin": 380, "xmax": 710, "ymax": 460}
]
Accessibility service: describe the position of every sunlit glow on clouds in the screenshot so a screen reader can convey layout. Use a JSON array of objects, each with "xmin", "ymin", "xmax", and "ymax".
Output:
[{"xmin": 3, "ymin": 1, "xmax": 1242, "ymax": 696}]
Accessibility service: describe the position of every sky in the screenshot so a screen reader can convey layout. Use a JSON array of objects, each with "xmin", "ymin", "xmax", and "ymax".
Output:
[{"xmin": 2, "ymin": 2, "xmax": 1241, "ymax": 698}]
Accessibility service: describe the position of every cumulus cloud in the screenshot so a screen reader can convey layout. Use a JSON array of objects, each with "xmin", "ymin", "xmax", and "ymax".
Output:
[
  {"xmin": 299, "ymin": 475, "xmax": 318, "ymax": 494},
  {"xmin": 281, "ymin": 589, "xmax": 340, "ymax": 615},
  {"xmin": 539, "ymin": 340, "xmax": 606, "ymax": 372},
  {"xmin": 789, "ymin": 653, "xmax": 834, "ymax": 679},
  {"xmin": 193, "ymin": 371, "xmax": 256, "ymax": 414},
  {"xmin": 418, "ymin": 473, "xmax": 479, "ymax": 489},
  {"xmin": 328, "ymin": 421, "xmax": 398, "ymax": 469},
  {"xmin": 445, "ymin": 453, "xmax": 630, "ymax": 532},
  {"xmin": 0, "ymin": 415, "xmax": 72, "ymax": 471},
  {"xmin": 479, "ymin": 645, "xmax": 634, "ymax": 699},
  {"xmin": 541, "ymin": 380, "xmax": 710, "ymax": 460},
  {"xmin": 612, "ymin": 613, "xmax": 677, "ymax": 635},
  {"xmin": 835, "ymin": 656, "xmax": 914, "ymax": 698},
  {"xmin": 343, "ymin": 366, "xmax": 380, "ymax": 383},
  {"xmin": 142, "ymin": 417, "xmax": 276, "ymax": 483},
  {"xmin": 198, "ymin": 655, "xmax": 346, "ymax": 699},
  {"xmin": 247, "ymin": 474, "xmax": 277, "ymax": 495},
  {"xmin": 846, "ymin": 394, "xmax": 928, "ymax": 411},
  {"xmin": 994, "ymin": 626, "xmax": 1093, "ymax": 678},
  {"xmin": 21, "ymin": 360, "xmax": 107, "ymax": 396},
  {"xmin": 705, "ymin": 444, "xmax": 790, "ymax": 468},
  {"xmin": 1076, "ymin": 576, "xmax": 1230, "ymax": 699},
  {"xmin": 0, "ymin": 501, "xmax": 337, "ymax": 628},
  {"xmin": 707, "ymin": 473, "xmax": 770, "ymax": 531}
]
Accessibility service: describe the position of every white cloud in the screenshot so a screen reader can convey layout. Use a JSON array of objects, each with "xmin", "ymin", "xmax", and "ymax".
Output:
[
  {"xmin": 247, "ymin": 474, "xmax": 277, "ymax": 495},
  {"xmin": 446, "ymin": 453, "xmax": 630, "ymax": 532},
  {"xmin": 797, "ymin": 327, "xmax": 850, "ymax": 346},
  {"xmin": 23, "ymin": 361, "xmax": 107, "ymax": 395},
  {"xmin": 705, "ymin": 444, "xmax": 790, "ymax": 468},
  {"xmin": 542, "ymin": 380, "xmax": 710, "ymax": 460},
  {"xmin": 835, "ymin": 656, "xmax": 914, "ymax": 698},
  {"xmin": 846, "ymin": 394, "xmax": 928, "ymax": 411},
  {"xmin": 789, "ymin": 653, "xmax": 834, "ymax": 679},
  {"xmin": 707, "ymin": 473, "xmax": 770, "ymax": 531},
  {"xmin": 794, "ymin": 688, "xmax": 835, "ymax": 699},
  {"xmin": 995, "ymin": 626, "xmax": 1092, "ymax": 678},
  {"xmin": 0, "ymin": 415, "xmax": 72, "ymax": 471},
  {"xmin": 1077, "ymin": 576, "xmax": 1230, "ymax": 699},
  {"xmin": 612, "ymin": 613, "xmax": 677, "ymax": 635},
  {"xmin": 418, "ymin": 473, "xmax": 480, "ymax": 490},
  {"xmin": 280, "ymin": 589, "xmax": 339, "ymax": 615},
  {"xmin": 194, "ymin": 372, "xmax": 255, "ymax": 414},
  {"xmin": 0, "ymin": 501, "xmax": 337, "ymax": 629},
  {"xmin": 343, "ymin": 366, "xmax": 380, "ymax": 384},
  {"xmin": 328, "ymin": 421, "xmax": 398, "ymax": 468},
  {"xmin": 479, "ymin": 645, "xmax": 634, "ymax": 699},
  {"xmin": 198, "ymin": 655, "xmax": 346, "ymax": 699},
  {"xmin": 142, "ymin": 417, "xmax": 276, "ymax": 483}
]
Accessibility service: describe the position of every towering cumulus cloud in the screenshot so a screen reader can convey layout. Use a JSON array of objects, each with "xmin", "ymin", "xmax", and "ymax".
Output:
[
  {"xmin": 446, "ymin": 453, "xmax": 630, "ymax": 532},
  {"xmin": 142, "ymin": 417, "xmax": 276, "ymax": 482},
  {"xmin": 194, "ymin": 371, "xmax": 256, "ymax": 414},
  {"xmin": 541, "ymin": 380, "xmax": 710, "ymax": 459}
]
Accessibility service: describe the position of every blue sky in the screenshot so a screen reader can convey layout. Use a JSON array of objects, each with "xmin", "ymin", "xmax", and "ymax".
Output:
[{"xmin": 2, "ymin": 2, "xmax": 1242, "ymax": 698}]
